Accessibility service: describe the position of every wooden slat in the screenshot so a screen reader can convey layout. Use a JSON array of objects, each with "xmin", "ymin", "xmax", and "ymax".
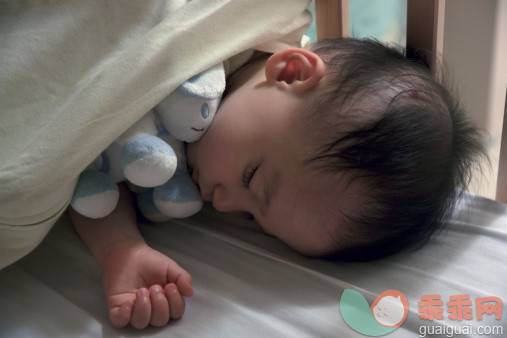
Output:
[
  {"xmin": 496, "ymin": 92, "xmax": 507, "ymax": 203},
  {"xmin": 406, "ymin": 0, "xmax": 445, "ymax": 72},
  {"xmin": 315, "ymin": 0, "xmax": 350, "ymax": 41}
]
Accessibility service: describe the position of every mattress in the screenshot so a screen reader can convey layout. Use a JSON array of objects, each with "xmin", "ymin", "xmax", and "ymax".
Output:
[{"xmin": 0, "ymin": 194, "xmax": 505, "ymax": 337}]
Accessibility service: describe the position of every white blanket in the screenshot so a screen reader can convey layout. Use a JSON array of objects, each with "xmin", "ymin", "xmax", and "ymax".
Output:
[{"xmin": 0, "ymin": 0, "xmax": 312, "ymax": 269}]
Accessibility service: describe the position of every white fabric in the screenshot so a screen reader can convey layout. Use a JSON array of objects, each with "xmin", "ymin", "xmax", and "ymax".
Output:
[
  {"xmin": 0, "ymin": 194, "xmax": 505, "ymax": 337},
  {"xmin": 0, "ymin": 0, "xmax": 312, "ymax": 269}
]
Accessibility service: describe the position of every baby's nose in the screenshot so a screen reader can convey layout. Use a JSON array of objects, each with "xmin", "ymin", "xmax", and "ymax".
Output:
[
  {"xmin": 210, "ymin": 185, "xmax": 228, "ymax": 211},
  {"xmin": 211, "ymin": 184, "xmax": 244, "ymax": 214}
]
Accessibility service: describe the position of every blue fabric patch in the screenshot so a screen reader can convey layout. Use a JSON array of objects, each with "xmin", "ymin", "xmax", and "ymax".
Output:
[
  {"xmin": 154, "ymin": 174, "xmax": 200, "ymax": 203},
  {"xmin": 72, "ymin": 170, "xmax": 118, "ymax": 201},
  {"xmin": 120, "ymin": 134, "xmax": 175, "ymax": 169},
  {"xmin": 187, "ymin": 73, "xmax": 201, "ymax": 83},
  {"xmin": 137, "ymin": 190, "xmax": 160, "ymax": 215},
  {"xmin": 101, "ymin": 151, "xmax": 110, "ymax": 174}
]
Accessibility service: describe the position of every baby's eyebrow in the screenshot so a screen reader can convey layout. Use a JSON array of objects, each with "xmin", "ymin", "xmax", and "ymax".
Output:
[{"xmin": 262, "ymin": 168, "xmax": 281, "ymax": 216}]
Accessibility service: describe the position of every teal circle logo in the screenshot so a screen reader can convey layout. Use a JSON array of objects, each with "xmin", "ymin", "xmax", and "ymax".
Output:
[{"xmin": 340, "ymin": 289, "xmax": 409, "ymax": 336}]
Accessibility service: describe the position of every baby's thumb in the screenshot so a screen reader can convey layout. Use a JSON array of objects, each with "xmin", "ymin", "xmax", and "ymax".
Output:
[{"xmin": 176, "ymin": 275, "xmax": 194, "ymax": 297}]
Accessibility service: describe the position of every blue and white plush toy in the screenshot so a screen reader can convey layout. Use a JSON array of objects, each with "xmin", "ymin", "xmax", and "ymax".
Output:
[{"xmin": 71, "ymin": 63, "xmax": 225, "ymax": 221}]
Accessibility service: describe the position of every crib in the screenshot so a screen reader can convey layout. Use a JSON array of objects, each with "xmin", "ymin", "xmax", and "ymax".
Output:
[{"xmin": 0, "ymin": 1, "xmax": 505, "ymax": 337}]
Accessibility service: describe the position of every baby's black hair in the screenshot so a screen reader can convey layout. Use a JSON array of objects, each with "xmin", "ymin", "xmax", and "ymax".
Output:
[{"xmin": 307, "ymin": 38, "xmax": 487, "ymax": 261}]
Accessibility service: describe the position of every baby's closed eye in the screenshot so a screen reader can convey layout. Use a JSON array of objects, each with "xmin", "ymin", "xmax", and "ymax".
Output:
[{"xmin": 242, "ymin": 166, "xmax": 258, "ymax": 188}]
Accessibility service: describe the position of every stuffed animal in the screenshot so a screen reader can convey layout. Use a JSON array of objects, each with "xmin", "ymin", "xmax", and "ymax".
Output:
[{"xmin": 71, "ymin": 63, "xmax": 225, "ymax": 221}]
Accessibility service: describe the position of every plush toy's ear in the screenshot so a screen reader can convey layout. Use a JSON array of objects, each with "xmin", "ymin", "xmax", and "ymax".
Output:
[
  {"xmin": 179, "ymin": 63, "xmax": 226, "ymax": 99},
  {"xmin": 265, "ymin": 48, "xmax": 325, "ymax": 92}
]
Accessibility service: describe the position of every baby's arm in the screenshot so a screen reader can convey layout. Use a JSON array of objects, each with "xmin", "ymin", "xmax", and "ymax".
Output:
[{"xmin": 69, "ymin": 183, "xmax": 193, "ymax": 329}]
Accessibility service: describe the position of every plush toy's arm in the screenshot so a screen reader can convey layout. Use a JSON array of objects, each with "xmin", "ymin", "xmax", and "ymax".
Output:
[
  {"xmin": 116, "ymin": 111, "xmax": 178, "ymax": 187},
  {"xmin": 152, "ymin": 168, "xmax": 202, "ymax": 219},
  {"xmin": 136, "ymin": 133, "xmax": 202, "ymax": 221}
]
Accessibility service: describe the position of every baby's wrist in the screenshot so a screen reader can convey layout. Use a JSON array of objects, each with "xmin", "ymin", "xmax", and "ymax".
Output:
[{"xmin": 96, "ymin": 237, "xmax": 146, "ymax": 268}]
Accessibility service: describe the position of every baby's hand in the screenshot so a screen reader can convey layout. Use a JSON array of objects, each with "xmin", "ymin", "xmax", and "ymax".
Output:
[{"xmin": 100, "ymin": 243, "xmax": 194, "ymax": 329}]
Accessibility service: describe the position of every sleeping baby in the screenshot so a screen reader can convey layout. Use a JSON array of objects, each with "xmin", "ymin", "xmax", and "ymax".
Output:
[{"xmin": 70, "ymin": 38, "xmax": 486, "ymax": 329}]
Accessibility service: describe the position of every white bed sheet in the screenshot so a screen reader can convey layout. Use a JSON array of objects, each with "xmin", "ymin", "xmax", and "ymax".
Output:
[{"xmin": 0, "ymin": 194, "xmax": 505, "ymax": 337}]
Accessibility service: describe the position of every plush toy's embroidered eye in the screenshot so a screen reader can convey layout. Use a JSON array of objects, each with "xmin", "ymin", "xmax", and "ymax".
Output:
[{"xmin": 201, "ymin": 103, "xmax": 209, "ymax": 119}]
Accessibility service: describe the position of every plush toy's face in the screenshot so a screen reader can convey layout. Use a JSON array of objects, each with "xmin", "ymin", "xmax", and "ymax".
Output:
[
  {"xmin": 156, "ymin": 63, "xmax": 225, "ymax": 142},
  {"xmin": 156, "ymin": 90, "xmax": 219, "ymax": 142}
]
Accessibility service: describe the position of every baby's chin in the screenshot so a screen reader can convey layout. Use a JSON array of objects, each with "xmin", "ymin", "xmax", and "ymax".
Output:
[{"xmin": 284, "ymin": 239, "xmax": 334, "ymax": 258}]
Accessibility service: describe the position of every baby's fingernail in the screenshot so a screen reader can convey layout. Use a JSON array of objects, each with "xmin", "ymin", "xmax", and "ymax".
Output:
[
  {"xmin": 166, "ymin": 284, "xmax": 177, "ymax": 293},
  {"xmin": 138, "ymin": 288, "xmax": 149, "ymax": 297},
  {"xmin": 150, "ymin": 285, "xmax": 163, "ymax": 293},
  {"xmin": 123, "ymin": 301, "xmax": 133, "ymax": 312}
]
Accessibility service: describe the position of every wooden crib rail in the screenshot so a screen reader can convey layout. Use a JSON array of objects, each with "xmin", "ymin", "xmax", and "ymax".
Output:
[
  {"xmin": 497, "ymin": 93, "xmax": 507, "ymax": 203},
  {"xmin": 315, "ymin": 0, "xmax": 350, "ymax": 40},
  {"xmin": 406, "ymin": 0, "xmax": 445, "ymax": 72},
  {"xmin": 314, "ymin": 0, "xmax": 445, "ymax": 72}
]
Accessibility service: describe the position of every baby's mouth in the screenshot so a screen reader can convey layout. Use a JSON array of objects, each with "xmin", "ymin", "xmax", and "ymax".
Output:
[{"xmin": 190, "ymin": 168, "xmax": 207, "ymax": 200}]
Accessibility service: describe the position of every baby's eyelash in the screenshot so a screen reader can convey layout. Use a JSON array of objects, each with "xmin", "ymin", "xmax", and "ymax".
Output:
[{"xmin": 242, "ymin": 166, "xmax": 258, "ymax": 188}]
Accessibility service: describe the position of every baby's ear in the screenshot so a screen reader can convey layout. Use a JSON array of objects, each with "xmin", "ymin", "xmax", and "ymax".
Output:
[{"xmin": 265, "ymin": 48, "xmax": 325, "ymax": 92}]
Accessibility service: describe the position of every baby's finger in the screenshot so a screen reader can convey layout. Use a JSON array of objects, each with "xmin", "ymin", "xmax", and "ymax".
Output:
[
  {"xmin": 130, "ymin": 288, "xmax": 151, "ymax": 329},
  {"xmin": 177, "ymin": 278, "xmax": 194, "ymax": 298},
  {"xmin": 174, "ymin": 271, "xmax": 194, "ymax": 297},
  {"xmin": 149, "ymin": 285, "xmax": 169, "ymax": 327},
  {"xmin": 164, "ymin": 283, "xmax": 186, "ymax": 319},
  {"xmin": 166, "ymin": 265, "xmax": 193, "ymax": 297},
  {"xmin": 109, "ymin": 301, "xmax": 133, "ymax": 328}
]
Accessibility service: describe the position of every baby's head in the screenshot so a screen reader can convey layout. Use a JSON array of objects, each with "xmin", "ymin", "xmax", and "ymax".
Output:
[{"xmin": 186, "ymin": 38, "xmax": 486, "ymax": 260}]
